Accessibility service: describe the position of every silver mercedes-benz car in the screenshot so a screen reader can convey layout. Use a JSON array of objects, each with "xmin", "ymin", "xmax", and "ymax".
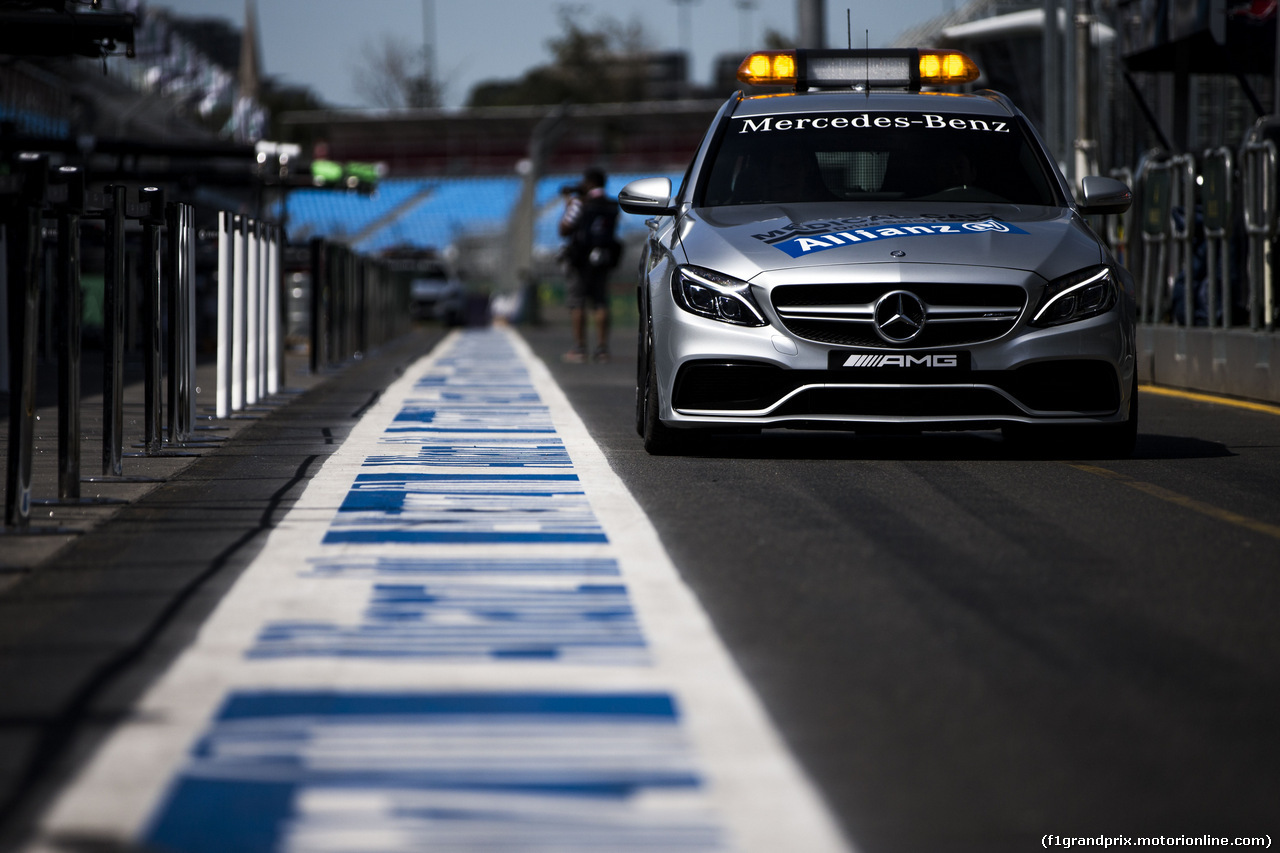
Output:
[{"xmin": 619, "ymin": 48, "xmax": 1136, "ymax": 456}]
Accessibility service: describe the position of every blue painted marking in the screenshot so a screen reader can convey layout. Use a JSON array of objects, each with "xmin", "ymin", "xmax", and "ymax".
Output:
[
  {"xmin": 145, "ymin": 691, "xmax": 724, "ymax": 852},
  {"xmin": 305, "ymin": 557, "xmax": 621, "ymax": 577},
  {"xmin": 363, "ymin": 440, "xmax": 572, "ymax": 468},
  {"xmin": 337, "ymin": 473, "xmax": 583, "ymax": 512},
  {"xmin": 141, "ymin": 330, "xmax": 734, "ymax": 850},
  {"xmin": 323, "ymin": 530, "xmax": 608, "ymax": 544},
  {"xmin": 410, "ymin": 385, "xmax": 542, "ymax": 400},
  {"xmin": 326, "ymin": 472, "xmax": 607, "ymax": 544},
  {"xmin": 247, "ymin": 583, "xmax": 646, "ymax": 662},
  {"xmin": 391, "ymin": 405, "xmax": 555, "ymax": 433},
  {"xmin": 213, "ymin": 691, "xmax": 681, "ymax": 718}
]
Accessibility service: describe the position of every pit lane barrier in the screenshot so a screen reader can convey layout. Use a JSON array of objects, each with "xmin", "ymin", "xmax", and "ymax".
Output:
[
  {"xmin": 2, "ymin": 158, "xmax": 200, "ymax": 528},
  {"xmin": 1111, "ymin": 119, "xmax": 1280, "ymax": 404},
  {"xmin": 3, "ymin": 160, "xmax": 407, "ymax": 531}
]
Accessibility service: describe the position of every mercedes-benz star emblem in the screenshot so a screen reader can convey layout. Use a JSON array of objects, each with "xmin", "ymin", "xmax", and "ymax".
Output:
[{"xmin": 873, "ymin": 290, "xmax": 927, "ymax": 343}]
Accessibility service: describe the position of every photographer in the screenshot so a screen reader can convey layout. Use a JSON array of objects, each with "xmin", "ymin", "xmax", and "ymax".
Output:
[{"xmin": 558, "ymin": 167, "xmax": 620, "ymax": 363}]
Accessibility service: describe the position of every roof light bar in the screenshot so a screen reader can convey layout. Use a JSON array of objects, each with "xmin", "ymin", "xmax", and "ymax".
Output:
[
  {"xmin": 738, "ymin": 51, "xmax": 797, "ymax": 87},
  {"xmin": 736, "ymin": 48, "xmax": 980, "ymax": 92}
]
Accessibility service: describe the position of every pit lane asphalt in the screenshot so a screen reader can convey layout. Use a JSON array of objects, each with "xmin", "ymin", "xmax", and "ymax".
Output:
[
  {"xmin": 518, "ymin": 322, "xmax": 1280, "ymax": 853},
  {"xmin": 0, "ymin": 328, "xmax": 445, "ymax": 851},
  {"xmin": 3, "ymin": 319, "xmax": 1279, "ymax": 853}
]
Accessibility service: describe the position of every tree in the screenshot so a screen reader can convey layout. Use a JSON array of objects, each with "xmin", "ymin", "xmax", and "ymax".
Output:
[
  {"xmin": 467, "ymin": 6, "xmax": 652, "ymax": 108},
  {"xmin": 352, "ymin": 34, "xmax": 440, "ymax": 110}
]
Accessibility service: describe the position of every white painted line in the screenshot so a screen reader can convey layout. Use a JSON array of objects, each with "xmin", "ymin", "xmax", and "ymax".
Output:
[{"xmin": 28, "ymin": 328, "xmax": 852, "ymax": 853}]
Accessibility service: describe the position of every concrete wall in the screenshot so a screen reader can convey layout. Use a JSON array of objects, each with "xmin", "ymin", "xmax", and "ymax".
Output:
[{"xmin": 1139, "ymin": 325, "xmax": 1280, "ymax": 403}]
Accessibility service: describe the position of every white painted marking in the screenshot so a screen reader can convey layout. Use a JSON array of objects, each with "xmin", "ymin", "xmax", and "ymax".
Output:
[{"xmin": 28, "ymin": 328, "xmax": 852, "ymax": 853}]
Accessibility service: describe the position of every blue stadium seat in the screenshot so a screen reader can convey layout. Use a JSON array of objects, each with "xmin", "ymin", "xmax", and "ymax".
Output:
[{"xmin": 286, "ymin": 172, "xmax": 682, "ymax": 255}]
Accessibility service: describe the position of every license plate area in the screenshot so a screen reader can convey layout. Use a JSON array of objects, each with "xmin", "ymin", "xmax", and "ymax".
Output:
[{"xmin": 828, "ymin": 350, "xmax": 972, "ymax": 378}]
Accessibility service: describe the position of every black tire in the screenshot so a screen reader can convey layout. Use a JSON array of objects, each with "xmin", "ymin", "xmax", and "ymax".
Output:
[
  {"xmin": 641, "ymin": 349, "xmax": 686, "ymax": 455},
  {"xmin": 1084, "ymin": 371, "xmax": 1139, "ymax": 458},
  {"xmin": 1002, "ymin": 373, "xmax": 1138, "ymax": 459},
  {"xmin": 635, "ymin": 315, "xmax": 648, "ymax": 437}
]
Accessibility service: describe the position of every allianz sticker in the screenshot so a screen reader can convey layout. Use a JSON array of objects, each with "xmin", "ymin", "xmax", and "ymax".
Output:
[{"xmin": 764, "ymin": 218, "xmax": 1028, "ymax": 258}]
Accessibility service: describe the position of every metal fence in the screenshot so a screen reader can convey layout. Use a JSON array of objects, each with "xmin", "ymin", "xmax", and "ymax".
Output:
[
  {"xmin": 216, "ymin": 214, "xmax": 283, "ymax": 419},
  {"xmin": 1122, "ymin": 126, "xmax": 1279, "ymax": 333},
  {"xmin": 2, "ymin": 158, "xmax": 411, "ymax": 530},
  {"xmin": 2, "ymin": 158, "xmax": 202, "ymax": 527}
]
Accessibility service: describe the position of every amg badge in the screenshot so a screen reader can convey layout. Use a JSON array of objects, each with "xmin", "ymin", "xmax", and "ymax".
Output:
[{"xmin": 841, "ymin": 353, "xmax": 961, "ymax": 368}]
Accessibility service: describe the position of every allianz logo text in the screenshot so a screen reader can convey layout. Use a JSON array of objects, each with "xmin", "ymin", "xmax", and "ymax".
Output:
[{"xmin": 771, "ymin": 219, "xmax": 1027, "ymax": 258}]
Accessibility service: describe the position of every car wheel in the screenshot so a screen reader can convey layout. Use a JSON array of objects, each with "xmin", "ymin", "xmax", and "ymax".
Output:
[
  {"xmin": 1081, "ymin": 372, "xmax": 1139, "ymax": 458},
  {"xmin": 642, "ymin": 349, "xmax": 686, "ymax": 456},
  {"xmin": 1002, "ymin": 374, "xmax": 1138, "ymax": 459},
  {"xmin": 635, "ymin": 316, "xmax": 648, "ymax": 437}
]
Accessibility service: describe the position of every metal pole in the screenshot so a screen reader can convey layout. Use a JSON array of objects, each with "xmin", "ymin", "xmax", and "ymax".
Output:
[
  {"xmin": 165, "ymin": 200, "xmax": 183, "ymax": 445},
  {"xmin": 101, "ymin": 185, "xmax": 126, "ymax": 476},
  {"xmin": 140, "ymin": 188, "xmax": 163, "ymax": 453},
  {"xmin": 796, "ymin": 0, "xmax": 824, "ymax": 48},
  {"xmin": 4, "ymin": 155, "xmax": 46, "ymax": 527},
  {"xmin": 245, "ymin": 219, "xmax": 259, "ymax": 406},
  {"xmin": 309, "ymin": 236, "xmax": 324, "ymax": 376},
  {"xmin": 1170, "ymin": 154, "xmax": 1196, "ymax": 327},
  {"xmin": 266, "ymin": 223, "xmax": 281, "ymax": 396},
  {"xmin": 1201, "ymin": 147, "xmax": 1233, "ymax": 328},
  {"xmin": 1062, "ymin": 0, "xmax": 1078, "ymax": 192},
  {"xmin": 1242, "ymin": 139, "xmax": 1277, "ymax": 331},
  {"xmin": 257, "ymin": 219, "xmax": 269, "ymax": 397},
  {"xmin": 55, "ymin": 167, "xmax": 84, "ymax": 502},
  {"xmin": 232, "ymin": 215, "xmax": 246, "ymax": 412},
  {"xmin": 1042, "ymin": 0, "xmax": 1063, "ymax": 171},
  {"xmin": 216, "ymin": 211, "xmax": 231, "ymax": 418},
  {"xmin": 184, "ymin": 204, "xmax": 197, "ymax": 433}
]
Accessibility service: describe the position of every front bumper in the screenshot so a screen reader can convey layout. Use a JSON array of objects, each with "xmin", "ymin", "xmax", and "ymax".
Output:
[{"xmin": 652, "ymin": 298, "xmax": 1135, "ymax": 430}]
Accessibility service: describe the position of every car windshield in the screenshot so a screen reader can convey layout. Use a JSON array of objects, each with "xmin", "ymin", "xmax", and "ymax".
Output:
[{"xmin": 699, "ymin": 109, "xmax": 1060, "ymax": 207}]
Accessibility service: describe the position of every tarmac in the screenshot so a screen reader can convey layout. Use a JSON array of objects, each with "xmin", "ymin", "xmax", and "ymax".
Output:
[{"xmin": 0, "ymin": 326, "xmax": 446, "ymax": 850}]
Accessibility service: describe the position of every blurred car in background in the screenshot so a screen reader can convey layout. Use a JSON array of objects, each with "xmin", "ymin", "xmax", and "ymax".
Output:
[{"xmin": 410, "ymin": 262, "xmax": 465, "ymax": 325}]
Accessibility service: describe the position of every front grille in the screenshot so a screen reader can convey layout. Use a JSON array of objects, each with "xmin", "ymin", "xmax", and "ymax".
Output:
[{"xmin": 772, "ymin": 282, "xmax": 1027, "ymax": 349}]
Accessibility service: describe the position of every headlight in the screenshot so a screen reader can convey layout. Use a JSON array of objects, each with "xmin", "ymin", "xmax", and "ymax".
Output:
[
  {"xmin": 672, "ymin": 265, "xmax": 767, "ymax": 327},
  {"xmin": 1031, "ymin": 265, "xmax": 1118, "ymax": 327}
]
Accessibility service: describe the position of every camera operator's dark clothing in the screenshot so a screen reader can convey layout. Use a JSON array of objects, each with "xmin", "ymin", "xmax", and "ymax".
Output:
[
  {"xmin": 559, "ymin": 179, "xmax": 619, "ymax": 362},
  {"xmin": 561, "ymin": 188, "xmax": 619, "ymax": 311},
  {"xmin": 563, "ymin": 192, "xmax": 621, "ymax": 271},
  {"xmin": 566, "ymin": 263, "xmax": 609, "ymax": 311}
]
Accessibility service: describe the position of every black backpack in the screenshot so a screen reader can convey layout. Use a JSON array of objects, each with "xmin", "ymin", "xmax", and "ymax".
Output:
[{"xmin": 570, "ymin": 195, "xmax": 621, "ymax": 270}]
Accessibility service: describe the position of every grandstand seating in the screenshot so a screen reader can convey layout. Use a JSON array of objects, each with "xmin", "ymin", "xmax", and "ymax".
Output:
[
  {"xmin": 0, "ymin": 104, "xmax": 70, "ymax": 139},
  {"xmin": 282, "ymin": 172, "xmax": 684, "ymax": 257}
]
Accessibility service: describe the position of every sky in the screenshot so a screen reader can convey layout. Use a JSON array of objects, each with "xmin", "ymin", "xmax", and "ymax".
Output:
[{"xmin": 139, "ymin": 0, "xmax": 958, "ymax": 109}]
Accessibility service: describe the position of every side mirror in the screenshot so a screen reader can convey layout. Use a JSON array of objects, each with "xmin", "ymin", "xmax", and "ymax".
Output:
[
  {"xmin": 1079, "ymin": 175, "xmax": 1132, "ymax": 215},
  {"xmin": 619, "ymin": 177, "xmax": 676, "ymax": 216}
]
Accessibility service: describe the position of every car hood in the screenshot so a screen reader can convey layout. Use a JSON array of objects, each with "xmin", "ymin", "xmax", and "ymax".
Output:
[{"xmin": 680, "ymin": 202, "xmax": 1105, "ymax": 283}]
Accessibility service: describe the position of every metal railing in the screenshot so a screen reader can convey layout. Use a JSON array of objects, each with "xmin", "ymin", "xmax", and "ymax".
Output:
[
  {"xmin": 1126, "ymin": 123, "xmax": 1279, "ymax": 333},
  {"xmin": 1137, "ymin": 155, "xmax": 1173, "ymax": 324},
  {"xmin": 1169, "ymin": 153, "xmax": 1197, "ymax": 328},
  {"xmin": 1241, "ymin": 137, "xmax": 1277, "ymax": 332},
  {"xmin": 1200, "ymin": 147, "xmax": 1234, "ymax": 329},
  {"xmin": 216, "ymin": 213, "xmax": 283, "ymax": 418},
  {"xmin": 307, "ymin": 237, "xmax": 410, "ymax": 374},
  {"xmin": 4, "ymin": 161, "xmax": 411, "ymax": 531},
  {"xmin": 3, "ymin": 159, "xmax": 199, "ymax": 526}
]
